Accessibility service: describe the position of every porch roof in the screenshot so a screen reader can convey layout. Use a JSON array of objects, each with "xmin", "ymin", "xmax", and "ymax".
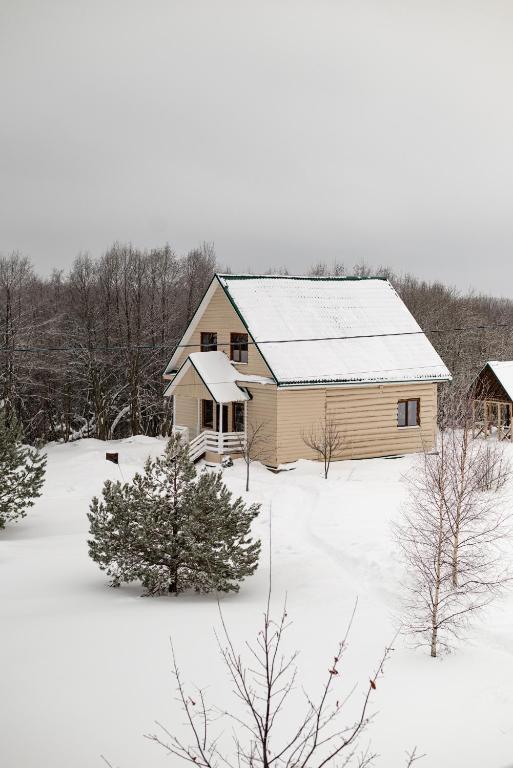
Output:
[{"xmin": 165, "ymin": 351, "xmax": 252, "ymax": 403}]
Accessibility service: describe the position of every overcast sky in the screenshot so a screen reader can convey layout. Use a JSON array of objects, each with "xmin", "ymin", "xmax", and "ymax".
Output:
[{"xmin": 2, "ymin": 0, "xmax": 513, "ymax": 293}]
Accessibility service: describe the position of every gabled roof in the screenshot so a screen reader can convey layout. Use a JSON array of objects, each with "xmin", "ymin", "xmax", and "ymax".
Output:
[
  {"xmin": 165, "ymin": 274, "xmax": 451, "ymax": 387},
  {"xmin": 484, "ymin": 361, "xmax": 513, "ymax": 400}
]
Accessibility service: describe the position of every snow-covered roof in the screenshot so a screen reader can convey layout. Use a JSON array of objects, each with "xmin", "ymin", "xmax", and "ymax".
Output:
[
  {"xmin": 165, "ymin": 351, "xmax": 255, "ymax": 403},
  {"xmin": 486, "ymin": 361, "xmax": 513, "ymax": 400},
  {"xmin": 218, "ymin": 275, "xmax": 451, "ymax": 386}
]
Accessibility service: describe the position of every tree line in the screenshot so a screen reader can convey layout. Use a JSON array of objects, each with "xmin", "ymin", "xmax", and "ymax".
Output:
[
  {"xmin": 2, "ymin": 245, "xmax": 513, "ymax": 443},
  {"xmin": 0, "ymin": 243, "xmax": 215, "ymax": 442}
]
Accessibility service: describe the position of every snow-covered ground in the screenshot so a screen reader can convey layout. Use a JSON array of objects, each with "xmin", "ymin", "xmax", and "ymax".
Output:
[{"xmin": 2, "ymin": 437, "xmax": 513, "ymax": 768}]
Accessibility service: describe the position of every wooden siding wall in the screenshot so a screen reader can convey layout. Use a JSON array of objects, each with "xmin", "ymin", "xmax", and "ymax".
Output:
[
  {"xmin": 175, "ymin": 365, "xmax": 214, "ymax": 400},
  {"xmin": 246, "ymin": 384, "xmax": 278, "ymax": 467},
  {"xmin": 174, "ymin": 281, "xmax": 272, "ymax": 378},
  {"xmin": 276, "ymin": 382, "xmax": 438, "ymax": 466},
  {"xmin": 174, "ymin": 368, "xmax": 211, "ymax": 436},
  {"xmin": 176, "ymin": 381, "xmax": 438, "ymax": 466},
  {"xmin": 175, "ymin": 397, "xmax": 199, "ymax": 434}
]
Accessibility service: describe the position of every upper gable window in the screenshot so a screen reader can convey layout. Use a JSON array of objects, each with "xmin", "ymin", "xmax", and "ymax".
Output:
[
  {"xmin": 230, "ymin": 333, "xmax": 248, "ymax": 363},
  {"xmin": 200, "ymin": 332, "xmax": 217, "ymax": 352}
]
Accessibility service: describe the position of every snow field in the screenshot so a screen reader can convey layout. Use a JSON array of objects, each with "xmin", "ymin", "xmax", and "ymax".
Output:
[{"xmin": 2, "ymin": 436, "xmax": 513, "ymax": 767}]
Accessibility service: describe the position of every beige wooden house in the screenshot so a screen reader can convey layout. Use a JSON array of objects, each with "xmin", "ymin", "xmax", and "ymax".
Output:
[{"xmin": 163, "ymin": 274, "xmax": 451, "ymax": 467}]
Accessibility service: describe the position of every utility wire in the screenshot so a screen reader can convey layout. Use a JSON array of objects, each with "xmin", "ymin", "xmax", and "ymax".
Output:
[{"xmin": 0, "ymin": 320, "xmax": 510, "ymax": 354}]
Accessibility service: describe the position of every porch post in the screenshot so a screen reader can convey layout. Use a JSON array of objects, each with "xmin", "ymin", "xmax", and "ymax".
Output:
[
  {"xmin": 244, "ymin": 399, "xmax": 248, "ymax": 449},
  {"xmin": 218, "ymin": 401, "xmax": 223, "ymax": 454},
  {"xmin": 197, "ymin": 398, "xmax": 201, "ymax": 437}
]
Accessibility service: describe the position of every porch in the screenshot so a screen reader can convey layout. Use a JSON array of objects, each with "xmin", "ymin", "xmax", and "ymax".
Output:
[
  {"xmin": 164, "ymin": 350, "xmax": 263, "ymax": 462},
  {"xmin": 171, "ymin": 390, "xmax": 248, "ymax": 463},
  {"xmin": 472, "ymin": 398, "xmax": 512, "ymax": 441},
  {"xmin": 173, "ymin": 397, "xmax": 247, "ymax": 463},
  {"xmin": 175, "ymin": 427, "xmax": 245, "ymax": 462}
]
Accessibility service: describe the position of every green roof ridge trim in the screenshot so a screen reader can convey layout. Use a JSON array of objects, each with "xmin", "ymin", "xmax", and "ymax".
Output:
[{"xmin": 218, "ymin": 273, "xmax": 388, "ymax": 282}]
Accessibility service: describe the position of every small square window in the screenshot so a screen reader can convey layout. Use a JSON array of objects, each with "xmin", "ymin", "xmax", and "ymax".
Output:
[
  {"xmin": 201, "ymin": 332, "xmax": 217, "ymax": 352},
  {"xmin": 230, "ymin": 333, "xmax": 248, "ymax": 363},
  {"xmin": 397, "ymin": 399, "xmax": 420, "ymax": 427}
]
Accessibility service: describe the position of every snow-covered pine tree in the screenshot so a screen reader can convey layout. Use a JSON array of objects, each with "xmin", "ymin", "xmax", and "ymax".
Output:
[
  {"xmin": 0, "ymin": 411, "xmax": 46, "ymax": 529},
  {"xmin": 87, "ymin": 434, "xmax": 261, "ymax": 595},
  {"xmin": 88, "ymin": 480, "xmax": 139, "ymax": 587}
]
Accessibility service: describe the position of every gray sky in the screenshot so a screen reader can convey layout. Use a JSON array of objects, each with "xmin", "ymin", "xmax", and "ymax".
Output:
[{"xmin": 2, "ymin": 0, "xmax": 513, "ymax": 294}]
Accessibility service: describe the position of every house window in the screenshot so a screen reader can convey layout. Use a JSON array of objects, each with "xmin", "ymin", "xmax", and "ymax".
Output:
[
  {"xmin": 231, "ymin": 333, "xmax": 248, "ymax": 363},
  {"xmin": 202, "ymin": 399, "xmax": 214, "ymax": 429},
  {"xmin": 397, "ymin": 399, "xmax": 420, "ymax": 427},
  {"xmin": 201, "ymin": 332, "xmax": 217, "ymax": 352},
  {"xmin": 233, "ymin": 402, "xmax": 245, "ymax": 432}
]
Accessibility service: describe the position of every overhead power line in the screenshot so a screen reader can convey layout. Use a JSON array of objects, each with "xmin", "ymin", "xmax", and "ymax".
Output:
[{"xmin": 0, "ymin": 320, "xmax": 510, "ymax": 354}]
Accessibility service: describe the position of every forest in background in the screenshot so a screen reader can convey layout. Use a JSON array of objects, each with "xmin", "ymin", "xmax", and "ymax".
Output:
[{"xmin": 1, "ymin": 243, "xmax": 513, "ymax": 443}]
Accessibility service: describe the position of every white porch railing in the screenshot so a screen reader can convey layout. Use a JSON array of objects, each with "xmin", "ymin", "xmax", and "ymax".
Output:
[{"xmin": 184, "ymin": 429, "xmax": 245, "ymax": 462}]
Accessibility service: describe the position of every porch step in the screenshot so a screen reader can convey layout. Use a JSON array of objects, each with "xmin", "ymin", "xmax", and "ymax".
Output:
[{"xmin": 188, "ymin": 432, "xmax": 208, "ymax": 462}]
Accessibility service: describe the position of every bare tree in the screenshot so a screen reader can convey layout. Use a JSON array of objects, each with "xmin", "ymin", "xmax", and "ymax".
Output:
[
  {"xmin": 302, "ymin": 412, "xmax": 347, "ymax": 479},
  {"xmin": 405, "ymin": 748, "xmax": 425, "ymax": 767},
  {"xmin": 475, "ymin": 439, "xmax": 511, "ymax": 493},
  {"xmin": 237, "ymin": 420, "xmax": 270, "ymax": 492},
  {"xmin": 146, "ymin": 600, "xmax": 398, "ymax": 768},
  {"xmin": 436, "ymin": 387, "xmax": 511, "ymax": 588},
  {"xmin": 395, "ymin": 427, "xmax": 510, "ymax": 658}
]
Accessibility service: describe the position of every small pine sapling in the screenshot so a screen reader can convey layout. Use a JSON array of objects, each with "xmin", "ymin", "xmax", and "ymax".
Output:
[{"xmin": 0, "ymin": 411, "xmax": 46, "ymax": 529}]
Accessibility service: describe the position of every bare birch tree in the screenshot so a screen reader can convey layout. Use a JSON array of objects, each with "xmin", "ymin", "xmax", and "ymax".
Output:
[
  {"xmin": 436, "ymin": 387, "xmax": 511, "ymax": 588},
  {"xmin": 395, "ymin": 427, "xmax": 510, "ymax": 657}
]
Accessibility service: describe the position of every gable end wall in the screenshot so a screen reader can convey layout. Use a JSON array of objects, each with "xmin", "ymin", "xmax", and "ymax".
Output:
[
  {"xmin": 173, "ymin": 281, "xmax": 272, "ymax": 378},
  {"xmin": 473, "ymin": 366, "xmax": 512, "ymax": 403}
]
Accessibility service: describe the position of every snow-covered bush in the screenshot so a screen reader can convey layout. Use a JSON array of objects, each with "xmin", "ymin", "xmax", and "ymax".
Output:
[
  {"xmin": 0, "ymin": 412, "xmax": 46, "ymax": 529},
  {"xmin": 87, "ymin": 434, "xmax": 261, "ymax": 595}
]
